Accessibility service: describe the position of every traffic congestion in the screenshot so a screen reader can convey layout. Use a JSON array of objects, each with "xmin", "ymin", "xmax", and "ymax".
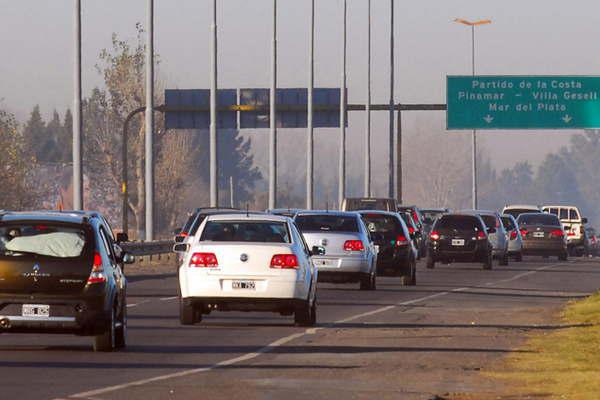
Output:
[{"xmin": 0, "ymin": 199, "xmax": 594, "ymax": 352}]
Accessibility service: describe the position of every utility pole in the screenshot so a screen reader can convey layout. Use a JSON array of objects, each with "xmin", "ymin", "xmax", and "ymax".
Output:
[
  {"xmin": 73, "ymin": 0, "xmax": 83, "ymax": 210},
  {"xmin": 210, "ymin": 0, "xmax": 219, "ymax": 207},
  {"xmin": 307, "ymin": 0, "xmax": 315, "ymax": 209},
  {"xmin": 145, "ymin": 0, "xmax": 155, "ymax": 240},
  {"xmin": 269, "ymin": 0, "xmax": 277, "ymax": 210},
  {"xmin": 338, "ymin": 0, "xmax": 347, "ymax": 208},
  {"xmin": 388, "ymin": 0, "xmax": 395, "ymax": 199},
  {"xmin": 364, "ymin": 0, "xmax": 372, "ymax": 197}
]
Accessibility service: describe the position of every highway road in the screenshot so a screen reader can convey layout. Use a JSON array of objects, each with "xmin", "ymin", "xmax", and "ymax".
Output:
[{"xmin": 1, "ymin": 258, "xmax": 598, "ymax": 400}]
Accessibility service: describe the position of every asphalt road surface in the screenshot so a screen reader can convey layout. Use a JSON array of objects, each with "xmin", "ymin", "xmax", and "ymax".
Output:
[{"xmin": 1, "ymin": 257, "xmax": 599, "ymax": 400}]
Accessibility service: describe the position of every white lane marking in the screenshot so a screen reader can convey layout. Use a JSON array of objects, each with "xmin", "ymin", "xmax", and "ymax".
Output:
[
  {"xmin": 66, "ymin": 263, "xmax": 561, "ymax": 399},
  {"xmin": 160, "ymin": 296, "xmax": 178, "ymax": 301},
  {"xmin": 484, "ymin": 263, "xmax": 561, "ymax": 287},
  {"xmin": 126, "ymin": 300, "xmax": 150, "ymax": 308}
]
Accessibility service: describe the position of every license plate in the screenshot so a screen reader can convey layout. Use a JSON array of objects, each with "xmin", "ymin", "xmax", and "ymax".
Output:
[
  {"xmin": 451, "ymin": 239, "xmax": 465, "ymax": 246},
  {"xmin": 534, "ymin": 232, "xmax": 545, "ymax": 238},
  {"xmin": 232, "ymin": 281, "xmax": 256, "ymax": 290},
  {"xmin": 22, "ymin": 304, "xmax": 49, "ymax": 317},
  {"xmin": 318, "ymin": 259, "xmax": 335, "ymax": 267}
]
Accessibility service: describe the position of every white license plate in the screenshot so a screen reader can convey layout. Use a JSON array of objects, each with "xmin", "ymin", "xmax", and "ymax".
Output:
[
  {"xmin": 232, "ymin": 281, "xmax": 256, "ymax": 290},
  {"xmin": 22, "ymin": 304, "xmax": 49, "ymax": 317},
  {"xmin": 451, "ymin": 239, "xmax": 465, "ymax": 246},
  {"xmin": 317, "ymin": 259, "xmax": 336, "ymax": 267},
  {"xmin": 534, "ymin": 232, "xmax": 545, "ymax": 238}
]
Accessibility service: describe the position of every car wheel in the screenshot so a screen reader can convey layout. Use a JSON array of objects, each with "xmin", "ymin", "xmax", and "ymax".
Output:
[
  {"xmin": 558, "ymin": 252, "xmax": 568, "ymax": 261},
  {"xmin": 499, "ymin": 251, "xmax": 509, "ymax": 266},
  {"xmin": 93, "ymin": 305, "xmax": 116, "ymax": 352},
  {"xmin": 426, "ymin": 254, "xmax": 435, "ymax": 269},
  {"xmin": 115, "ymin": 303, "xmax": 127, "ymax": 349},
  {"xmin": 294, "ymin": 297, "xmax": 315, "ymax": 327},
  {"xmin": 483, "ymin": 252, "xmax": 493, "ymax": 270},
  {"xmin": 179, "ymin": 297, "xmax": 196, "ymax": 325},
  {"xmin": 515, "ymin": 252, "xmax": 523, "ymax": 262},
  {"xmin": 360, "ymin": 272, "xmax": 376, "ymax": 290}
]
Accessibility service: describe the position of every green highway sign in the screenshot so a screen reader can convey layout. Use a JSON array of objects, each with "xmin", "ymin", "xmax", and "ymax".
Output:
[{"xmin": 447, "ymin": 75, "xmax": 600, "ymax": 130}]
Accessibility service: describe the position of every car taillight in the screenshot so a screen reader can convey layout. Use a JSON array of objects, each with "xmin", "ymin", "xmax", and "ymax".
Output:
[
  {"xmin": 567, "ymin": 230, "xmax": 576, "ymax": 237},
  {"xmin": 87, "ymin": 252, "xmax": 106, "ymax": 284},
  {"xmin": 520, "ymin": 228, "xmax": 528, "ymax": 237},
  {"xmin": 510, "ymin": 230, "xmax": 517, "ymax": 240},
  {"xmin": 180, "ymin": 231, "xmax": 189, "ymax": 237},
  {"xmin": 395, "ymin": 234, "xmax": 409, "ymax": 246},
  {"xmin": 270, "ymin": 254, "xmax": 299, "ymax": 269},
  {"xmin": 550, "ymin": 229, "xmax": 564, "ymax": 239},
  {"xmin": 477, "ymin": 231, "xmax": 487, "ymax": 240},
  {"xmin": 344, "ymin": 240, "xmax": 365, "ymax": 252},
  {"xmin": 412, "ymin": 211, "xmax": 419, "ymax": 224},
  {"xmin": 189, "ymin": 252, "xmax": 219, "ymax": 268},
  {"xmin": 430, "ymin": 231, "xmax": 440, "ymax": 241},
  {"xmin": 408, "ymin": 226, "xmax": 415, "ymax": 235}
]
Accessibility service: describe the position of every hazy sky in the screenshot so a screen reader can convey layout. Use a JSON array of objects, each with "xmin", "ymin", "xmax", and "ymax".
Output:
[{"xmin": 1, "ymin": 0, "xmax": 598, "ymax": 180}]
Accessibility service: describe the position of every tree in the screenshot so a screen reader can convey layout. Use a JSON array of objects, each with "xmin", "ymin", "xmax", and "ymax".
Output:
[{"xmin": 22, "ymin": 105, "xmax": 46, "ymax": 162}]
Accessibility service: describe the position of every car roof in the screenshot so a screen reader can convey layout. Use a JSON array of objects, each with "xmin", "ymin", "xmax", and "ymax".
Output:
[
  {"xmin": 295, "ymin": 210, "xmax": 359, "ymax": 217},
  {"xmin": 0, "ymin": 211, "xmax": 89, "ymax": 224},
  {"xmin": 356, "ymin": 210, "xmax": 398, "ymax": 217},
  {"xmin": 542, "ymin": 204, "xmax": 580, "ymax": 209},
  {"xmin": 439, "ymin": 213, "xmax": 483, "ymax": 220},
  {"xmin": 518, "ymin": 212, "xmax": 556, "ymax": 218},
  {"xmin": 205, "ymin": 213, "xmax": 290, "ymax": 222},
  {"xmin": 503, "ymin": 204, "xmax": 541, "ymax": 209},
  {"xmin": 458, "ymin": 209, "xmax": 498, "ymax": 216},
  {"xmin": 420, "ymin": 208, "xmax": 449, "ymax": 212}
]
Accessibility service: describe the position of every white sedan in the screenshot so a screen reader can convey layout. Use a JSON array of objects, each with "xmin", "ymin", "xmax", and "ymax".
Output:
[{"xmin": 175, "ymin": 214, "xmax": 318, "ymax": 326}]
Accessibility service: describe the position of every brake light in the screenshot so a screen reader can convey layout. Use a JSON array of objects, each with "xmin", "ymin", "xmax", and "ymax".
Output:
[
  {"xmin": 510, "ymin": 230, "xmax": 517, "ymax": 240},
  {"xmin": 550, "ymin": 229, "xmax": 565, "ymax": 239},
  {"xmin": 520, "ymin": 228, "xmax": 528, "ymax": 237},
  {"xmin": 430, "ymin": 231, "xmax": 440, "ymax": 241},
  {"xmin": 180, "ymin": 231, "xmax": 189, "ymax": 237},
  {"xmin": 344, "ymin": 240, "xmax": 364, "ymax": 252},
  {"xmin": 477, "ymin": 231, "xmax": 487, "ymax": 240},
  {"xmin": 87, "ymin": 252, "xmax": 106, "ymax": 284},
  {"xmin": 270, "ymin": 254, "xmax": 299, "ymax": 269},
  {"xmin": 395, "ymin": 234, "xmax": 409, "ymax": 246},
  {"xmin": 408, "ymin": 226, "xmax": 415, "ymax": 235},
  {"xmin": 189, "ymin": 252, "xmax": 219, "ymax": 268},
  {"xmin": 567, "ymin": 231, "xmax": 576, "ymax": 237}
]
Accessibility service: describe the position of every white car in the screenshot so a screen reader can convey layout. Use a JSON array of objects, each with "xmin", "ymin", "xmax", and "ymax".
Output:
[
  {"xmin": 176, "ymin": 214, "xmax": 318, "ymax": 326},
  {"xmin": 542, "ymin": 205, "xmax": 588, "ymax": 256},
  {"xmin": 294, "ymin": 211, "xmax": 378, "ymax": 290}
]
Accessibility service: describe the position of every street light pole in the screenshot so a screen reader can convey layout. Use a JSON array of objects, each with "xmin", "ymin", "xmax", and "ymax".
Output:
[
  {"xmin": 364, "ymin": 0, "xmax": 372, "ymax": 197},
  {"xmin": 269, "ymin": 0, "xmax": 277, "ymax": 210},
  {"xmin": 145, "ymin": 0, "xmax": 155, "ymax": 240},
  {"xmin": 388, "ymin": 0, "xmax": 395, "ymax": 199},
  {"xmin": 73, "ymin": 0, "xmax": 83, "ymax": 210},
  {"xmin": 338, "ymin": 0, "xmax": 347, "ymax": 208},
  {"xmin": 210, "ymin": 0, "xmax": 219, "ymax": 207},
  {"xmin": 454, "ymin": 18, "xmax": 491, "ymax": 210},
  {"xmin": 307, "ymin": 0, "xmax": 315, "ymax": 209}
]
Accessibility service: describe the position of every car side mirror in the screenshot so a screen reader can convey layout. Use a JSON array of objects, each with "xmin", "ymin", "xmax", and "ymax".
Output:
[
  {"xmin": 173, "ymin": 243, "xmax": 189, "ymax": 253},
  {"xmin": 116, "ymin": 232, "xmax": 129, "ymax": 243},
  {"xmin": 311, "ymin": 246, "xmax": 326, "ymax": 256},
  {"xmin": 582, "ymin": 217, "xmax": 588, "ymax": 224},
  {"xmin": 122, "ymin": 252, "xmax": 135, "ymax": 264},
  {"xmin": 487, "ymin": 227, "xmax": 497, "ymax": 234}
]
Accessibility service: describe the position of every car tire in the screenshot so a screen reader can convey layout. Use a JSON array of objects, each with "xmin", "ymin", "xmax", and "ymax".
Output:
[
  {"xmin": 179, "ymin": 297, "xmax": 195, "ymax": 325},
  {"xmin": 559, "ymin": 252, "xmax": 568, "ymax": 261},
  {"xmin": 483, "ymin": 252, "xmax": 493, "ymax": 270},
  {"xmin": 295, "ymin": 297, "xmax": 316, "ymax": 327},
  {"xmin": 115, "ymin": 303, "xmax": 127, "ymax": 349},
  {"xmin": 400, "ymin": 259, "xmax": 417, "ymax": 286},
  {"xmin": 499, "ymin": 251, "xmax": 509, "ymax": 266},
  {"xmin": 515, "ymin": 252, "xmax": 523, "ymax": 262},
  {"xmin": 93, "ymin": 306, "xmax": 116, "ymax": 352},
  {"xmin": 360, "ymin": 272, "xmax": 376, "ymax": 291},
  {"xmin": 426, "ymin": 254, "xmax": 435, "ymax": 269}
]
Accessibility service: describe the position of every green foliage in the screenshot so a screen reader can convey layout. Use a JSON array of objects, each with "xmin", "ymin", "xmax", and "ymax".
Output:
[{"xmin": 22, "ymin": 105, "xmax": 72, "ymax": 164}]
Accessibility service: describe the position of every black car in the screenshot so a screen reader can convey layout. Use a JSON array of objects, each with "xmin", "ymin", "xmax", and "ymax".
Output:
[
  {"xmin": 399, "ymin": 211, "xmax": 424, "ymax": 259},
  {"xmin": 174, "ymin": 207, "xmax": 241, "ymax": 243},
  {"xmin": 420, "ymin": 208, "xmax": 451, "ymax": 235},
  {"xmin": 0, "ymin": 211, "xmax": 133, "ymax": 351},
  {"xmin": 359, "ymin": 211, "xmax": 417, "ymax": 285},
  {"xmin": 426, "ymin": 213, "xmax": 493, "ymax": 270},
  {"xmin": 517, "ymin": 213, "xmax": 568, "ymax": 260}
]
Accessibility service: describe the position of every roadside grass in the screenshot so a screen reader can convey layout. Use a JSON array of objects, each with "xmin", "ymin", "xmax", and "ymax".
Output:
[{"xmin": 488, "ymin": 291, "xmax": 600, "ymax": 399}]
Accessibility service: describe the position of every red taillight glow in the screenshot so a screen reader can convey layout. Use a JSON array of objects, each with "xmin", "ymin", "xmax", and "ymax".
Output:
[
  {"xmin": 520, "ymin": 228, "xmax": 528, "ymax": 237},
  {"xmin": 87, "ymin": 252, "xmax": 106, "ymax": 284},
  {"xmin": 430, "ymin": 231, "xmax": 440, "ymax": 241},
  {"xmin": 412, "ymin": 211, "xmax": 419, "ymax": 224},
  {"xmin": 567, "ymin": 230, "xmax": 576, "ymax": 237},
  {"xmin": 510, "ymin": 230, "xmax": 518, "ymax": 240},
  {"xmin": 408, "ymin": 226, "xmax": 415, "ymax": 235},
  {"xmin": 344, "ymin": 240, "xmax": 365, "ymax": 252},
  {"xmin": 189, "ymin": 252, "xmax": 219, "ymax": 268},
  {"xmin": 395, "ymin": 235, "xmax": 409, "ymax": 246},
  {"xmin": 180, "ymin": 231, "xmax": 189, "ymax": 237},
  {"xmin": 550, "ymin": 229, "xmax": 565, "ymax": 239},
  {"xmin": 270, "ymin": 254, "xmax": 299, "ymax": 269},
  {"xmin": 477, "ymin": 231, "xmax": 487, "ymax": 240}
]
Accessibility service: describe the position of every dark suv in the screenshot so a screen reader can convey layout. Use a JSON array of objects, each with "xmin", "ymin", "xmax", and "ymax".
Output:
[
  {"xmin": 359, "ymin": 211, "xmax": 417, "ymax": 285},
  {"xmin": 426, "ymin": 213, "xmax": 493, "ymax": 270},
  {"xmin": 0, "ymin": 211, "xmax": 132, "ymax": 351}
]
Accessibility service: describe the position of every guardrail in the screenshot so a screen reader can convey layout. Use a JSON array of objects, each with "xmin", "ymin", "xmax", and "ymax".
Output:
[{"xmin": 120, "ymin": 240, "xmax": 174, "ymax": 256}]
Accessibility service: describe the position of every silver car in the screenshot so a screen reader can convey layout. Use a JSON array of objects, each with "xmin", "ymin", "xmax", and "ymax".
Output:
[
  {"xmin": 461, "ymin": 210, "xmax": 509, "ymax": 266},
  {"xmin": 294, "ymin": 211, "xmax": 378, "ymax": 290},
  {"xmin": 501, "ymin": 214, "xmax": 523, "ymax": 261}
]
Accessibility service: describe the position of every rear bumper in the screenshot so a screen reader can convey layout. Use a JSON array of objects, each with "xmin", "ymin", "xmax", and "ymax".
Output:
[
  {"xmin": 182, "ymin": 296, "xmax": 306, "ymax": 313},
  {"xmin": 317, "ymin": 271, "xmax": 369, "ymax": 283},
  {"xmin": 522, "ymin": 241, "xmax": 566, "ymax": 255},
  {"xmin": 0, "ymin": 296, "xmax": 110, "ymax": 335},
  {"xmin": 375, "ymin": 248, "xmax": 412, "ymax": 276},
  {"xmin": 429, "ymin": 247, "xmax": 488, "ymax": 263},
  {"xmin": 312, "ymin": 255, "xmax": 371, "ymax": 274}
]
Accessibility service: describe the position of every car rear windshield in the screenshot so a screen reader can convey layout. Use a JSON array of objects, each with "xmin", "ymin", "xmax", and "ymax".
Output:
[
  {"xmin": 295, "ymin": 215, "xmax": 359, "ymax": 232},
  {"xmin": 504, "ymin": 209, "xmax": 539, "ymax": 218},
  {"xmin": 200, "ymin": 221, "xmax": 290, "ymax": 243},
  {"xmin": 421, "ymin": 211, "xmax": 445, "ymax": 222},
  {"xmin": 480, "ymin": 215, "xmax": 499, "ymax": 228},
  {"xmin": 360, "ymin": 214, "xmax": 402, "ymax": 235},
  {"xmin": 517, "ymin": 214, "xmax": 561, "ymax": 226},
  {"xmin": 0, "ymin": 224, "xmax": 88, "ymax": 258},
  {"xmin": 436, "ymin": 216, "xmax": 482, "ymax": 231},
  {"xmin": 180, "ymin": 212, "xmax": 199, "ymax": 234},
  {"xmin": 345, "ymin": 199, "xmax": 394, "ymax": 211},
  {"xmin": 501, "ymin": 217, "xmax": 516, "ymax": 231}
]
